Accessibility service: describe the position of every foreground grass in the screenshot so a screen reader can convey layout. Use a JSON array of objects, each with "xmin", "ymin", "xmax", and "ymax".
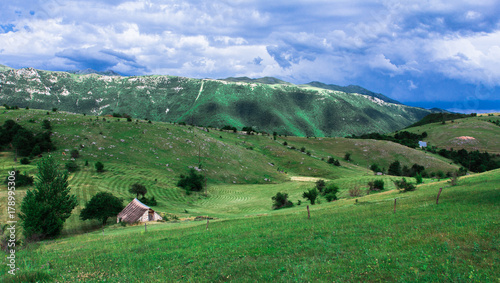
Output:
[{"xmin": 2, "ymin": 170, "xmax": 498, "ymax": 282}]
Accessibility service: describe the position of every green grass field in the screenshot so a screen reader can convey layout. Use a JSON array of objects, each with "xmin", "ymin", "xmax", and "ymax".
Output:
[
  {"xmin": 1, "ymin": 169, "xmax": 498, "ymax": 282},
  {"xmin": 1, "ymin": 108, "xmax": 499, "ymax": 282}
]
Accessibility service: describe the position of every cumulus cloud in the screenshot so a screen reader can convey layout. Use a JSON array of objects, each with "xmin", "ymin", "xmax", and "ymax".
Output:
[{"xmin": 0, "ymin": 0, "xmax": 499, "ymax": 108}]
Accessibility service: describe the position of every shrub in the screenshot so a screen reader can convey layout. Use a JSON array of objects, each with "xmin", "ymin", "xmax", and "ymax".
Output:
[
  {"xmin": 344, "ymin": 152, "xmax": 351, "ymax": 161},
  {"xmin": 70, "ymin": 149, "xmax": 80, "ymax": 158},
  {"xmin": 65, "ymin": 161, "xmax": 79, "ymax": 172},
  {"xmin": 177, "ymin": 168, "xmax": 205, "ymax": 193},
  {"xmin": 448, "ymin": 172, "xmax": 459, "ymax": 186},
  {"xmin": 349, "ymin": 187, "xmax": 362, "ymax": 197},
  {"xmin": 436, "ymin": 170, "xmax": 444, "ymax": 180},
  {"xmin": 283, "ymin": 141, "xmax": 288, "ymax": 146},
  {"xmin": 327, "ymin": 157, "xmax": 335, "ymax": 164},
  {"xmin": 300, "ymin": 147, "xmax": 306, "ymax": 153},
  {"xmin": 139, "ymin": 196, "xmax": 157, "ymax": 206},
  {"xmin": 302, "ymin": 188, "xmax": 319, "ymax": 205},
  {"xmin": 271, "ymin": 192, "xmax": 293, "ymax": 209},
  {"xmin": 20, "ymin": 157, "xmax": 31, "ymax": 164},
  {"xmin": 315, "ymin": 179, "xmax": 326, "ymax": 193},
  {"xmin": 370, "ymin": 163, "xmax": 381, "ymax": 173},
  {"xmin": 394, "ymin": 178, "xmax": 416, "ymax": 192},
  {"xmin": 52, "ymin": 108, "xmax": 57, "ymax": 112},
  {"xmin": 415, "ymin": 173, "xmax": 423, "ymax": 184},
  {"xmin": 95, "ymin": 161, "xmax": 104, "ymax": 172},
  {"xmin": 323, "ymin": 184, "xmax": 340, "ymax": 201},
  {"xmin": 368, "ymin": 180, "xmax": 384, "ymax": 191}
]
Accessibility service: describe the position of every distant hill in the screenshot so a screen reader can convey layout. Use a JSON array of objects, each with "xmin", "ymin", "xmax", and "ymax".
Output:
[
  {"xmin": 0, "ymin": 64, "xmax": 12, "ymax": 72},
  {"xmin": 403, "ymin": 115, "xmax": 500, "ymax": 154},
  {"xmin": 0, "ymin": 67, "xmax": 437, "ymax": 137},
  {"xmin": 303, "ymin": 81, "xmax": 401, "ymax": 105},
  {"xmin": 406, "ymin": 113, "xmax": 472, "ymax": 128},
  {"xmin": 67, "ymin": 68, "xmax": 122, "ymax": 76},
  {"xmin": 220, "ymin": 76, "xmax": 293, "ymax": 85}
]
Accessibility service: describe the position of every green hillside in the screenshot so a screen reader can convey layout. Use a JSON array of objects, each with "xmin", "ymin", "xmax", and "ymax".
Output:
[
  {"xmin": 404, "ymin": 115, "xmax": 500, "ymax": 154},
  {"xmin": 0, "ymin": 67, "xmax": 436, "ymax": 137},
  {"xmin": 0, "ymin": 108, "xmax": 461, "ymax": 234},
  {"xmin": 0, "ymin": 108, "xmax": 498, "ymax": 282},
  {"xmin": 1, "ymin": 167, "xmax": 498, "ymax": 281}
]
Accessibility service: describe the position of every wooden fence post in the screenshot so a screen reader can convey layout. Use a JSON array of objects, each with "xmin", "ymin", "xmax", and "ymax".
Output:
[
  {"xmin": 206, "ymin": 216, "xmax": 209, "ymax": 230},
  {"xmin": 145, "ymin": 222, "xmax": 147, "ymax": 232},
  {"xmin": 394, "ymin": 199, "xmax": 397, "ymax": 213},
  {"xmin": 307, "ymin": 205, "xmax": 310, "ymax": 219},
  {"xmin": 436, "ymin": 188, "xmax": 443, "ymax": 205}
]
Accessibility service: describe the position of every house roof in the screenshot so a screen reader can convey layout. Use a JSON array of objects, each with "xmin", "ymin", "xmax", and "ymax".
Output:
[{"xmin": 117, "ymin": 198, "xmax": 151, "ymax": 223}]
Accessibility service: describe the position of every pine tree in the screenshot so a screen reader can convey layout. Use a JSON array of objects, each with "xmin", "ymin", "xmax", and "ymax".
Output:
[{"xmin": 19, "ymin": 156, "xmax": 78, "ymax": 241}]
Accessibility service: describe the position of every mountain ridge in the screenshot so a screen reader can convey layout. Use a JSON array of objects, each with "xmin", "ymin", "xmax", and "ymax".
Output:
[{"xmin": 0, "ymin": 66, "xmax": 437, "ymax": 137}]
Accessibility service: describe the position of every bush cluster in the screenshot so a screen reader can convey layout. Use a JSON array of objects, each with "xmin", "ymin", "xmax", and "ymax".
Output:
[
  {"xmin": 177, "ymin": 169, "xmax": 205, "ymax": 195},
  {"xmin": 271, "ymin": 192, "xmax": 293, "ymax": 209}
]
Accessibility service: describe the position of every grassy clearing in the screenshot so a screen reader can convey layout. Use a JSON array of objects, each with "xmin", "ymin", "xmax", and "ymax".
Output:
[{"xmin": 1, "ymin": 170, "xmax": 498, "ymax": 282}]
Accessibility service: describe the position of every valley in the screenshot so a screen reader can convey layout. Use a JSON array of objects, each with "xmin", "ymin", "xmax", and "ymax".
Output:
[{"xmin": 0, "ymin": 106, "xmax": 498, "ymax": 282}]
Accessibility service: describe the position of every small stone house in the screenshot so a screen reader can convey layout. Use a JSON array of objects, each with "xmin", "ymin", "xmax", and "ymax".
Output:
[{"xmin": 117, "ymin": 198, "xmax": 162, "ymax": 223}]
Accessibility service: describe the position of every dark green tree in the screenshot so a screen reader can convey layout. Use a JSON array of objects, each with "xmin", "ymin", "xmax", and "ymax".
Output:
[
  {"xmin": 344, "ymin": 152, "xmax": 351, "ymax": 161},
  {"xmin": 303, "ymin": 188, "xmax": 319, "ymax": 205},
  {"xmin": 65, "ymin": 161, "xmax": 79, "ymax": 172},
  {"xmin": 177, "ymin": 168, "xmax": 205, "ymax": 194},
  {"xmin": 70, "ymin": 149, "xmax": 80, "ymax": 159},
  {"xmin": 315, "ymin": 179, "xmax": 326, "ymax": 193},
  {"xmin": 80, "ymin": 192, "xmax": 124, "ymax": 225},
  {"xmin": 370, "ymin": 163, "xmax": 381, "ymax": 173},
  {"xmin": 415, "ymin": 173, "xmax": 423, "ymax": 184},
  {"xmin": 129, "ymin": 183, "xmax": 147, "ymax": 198},
  {"xmin": 271, "ymin": 192, "xmax": 293, "ymax": 209},
  {"xmin": 12, "ymin": 128, "xmax": 35, "ymax": 156},
  {"xmin": 19, "ymin": 156, "xmax": 78, "ymax": 241},
  {"xmin": 323, "ymin": 184, "xmax": 339, "ymax": 202},
  {"xmin": 368, "ymin": 180, "xmax": 385, "ymax": 191},
  {"xmin": 388, "ymin": 160, "xmax": 402, "ymax": 176},
  {"xmin": 95, "ymin": 161, "xmax": 104, "ymax": 172},
  {"xmin": 394, "ymin": 178, "xmax": 416, "ymax": 192}
]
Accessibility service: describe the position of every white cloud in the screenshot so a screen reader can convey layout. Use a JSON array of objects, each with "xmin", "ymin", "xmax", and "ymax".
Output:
[{"xmin": 0, "ymin": 0, "xmax": 499, "ymax": 104}]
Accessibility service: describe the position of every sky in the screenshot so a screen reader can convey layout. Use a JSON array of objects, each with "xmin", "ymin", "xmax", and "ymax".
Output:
[{"xmin": 0, "ymin": 0, "xmax": 499, "ymax": 113}]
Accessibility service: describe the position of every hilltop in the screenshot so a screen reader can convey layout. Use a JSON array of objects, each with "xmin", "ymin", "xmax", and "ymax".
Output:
[
  {"xmin": 0, "ymin": 66, "xmax": 438, "ymax": 137},
  {"xmin": 403, "ymin": 114, "xmax": 500, "ymax": 154}
]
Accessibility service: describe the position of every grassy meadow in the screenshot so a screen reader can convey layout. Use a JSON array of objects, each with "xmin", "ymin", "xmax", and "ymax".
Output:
[
  {"xmin": 0, "ymin": 108, "xmax": 499, "ymax": 282},
  {"xmin": 1, "ymin": 169, "xmax": 498, "ymax": 282}
]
